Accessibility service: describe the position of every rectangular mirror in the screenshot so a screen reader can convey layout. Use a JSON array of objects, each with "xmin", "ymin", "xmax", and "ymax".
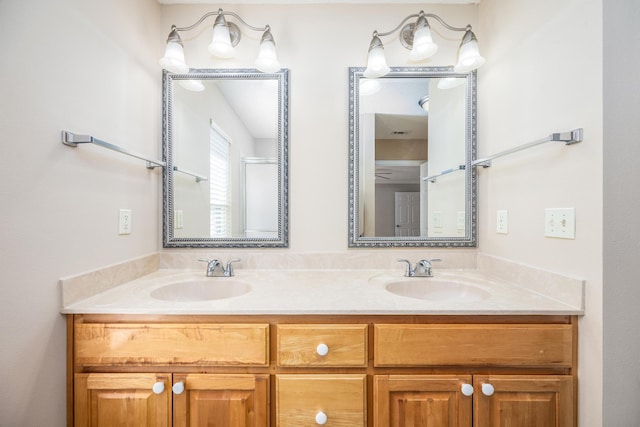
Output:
[
  {"xmin": 163, "ymin": 69, "xmax": 289, "ymax": 247},
  {"xmin": 348, "ymin": 67, "xmax": 476, "ymax": 247}
]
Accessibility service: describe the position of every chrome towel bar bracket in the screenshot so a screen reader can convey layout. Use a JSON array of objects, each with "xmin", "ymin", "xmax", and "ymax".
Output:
[
  {"xmin": 61, "ymin": 130, "xmax": 165, "ymax": 169},
  {"xmin": 472, "ymin": 128, "xmax": 583, "ymax": 168}
]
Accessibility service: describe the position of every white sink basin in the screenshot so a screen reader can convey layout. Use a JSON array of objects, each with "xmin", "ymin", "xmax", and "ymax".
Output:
[
  {"xmin": 150, "ymin": 280, "xmax": 251, "ymax": 302},
  {"xmin": 385, "ymin": 279, "xmax": 490, "ymax": 302}
]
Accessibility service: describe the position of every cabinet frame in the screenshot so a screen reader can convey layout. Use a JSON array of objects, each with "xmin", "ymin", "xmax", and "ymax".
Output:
[{"xmin": 67, "ymin": 313, "xmax": 577, "ymax": 427}]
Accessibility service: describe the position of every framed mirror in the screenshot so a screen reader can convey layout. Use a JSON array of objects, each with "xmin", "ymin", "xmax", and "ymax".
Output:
[
  {"xmin": 162, "ymin": 68, "xmax": 289, "ymax": 248},
  {"xmin": 348, "ymin": 67, "xmax": 476, "ymax": 247}
]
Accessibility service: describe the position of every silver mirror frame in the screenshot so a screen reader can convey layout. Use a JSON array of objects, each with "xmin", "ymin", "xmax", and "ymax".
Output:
[
  {"xmin": 162, "ymin": 68, "xmax": 289, "ymax": 248},
  {"xmin": 348, "ymin": 66, "xmax": 477, "ymax": 248}
]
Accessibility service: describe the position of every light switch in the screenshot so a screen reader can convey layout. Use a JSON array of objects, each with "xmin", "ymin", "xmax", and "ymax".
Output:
[{"xmin": 544, "ymin": 208, "xmax": 575, "ymax": 239}]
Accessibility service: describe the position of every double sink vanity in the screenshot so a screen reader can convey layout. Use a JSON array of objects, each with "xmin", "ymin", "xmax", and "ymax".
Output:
[
  {"xmin": 62, "ymin": 254, "xmax": 583, "ymax": 426},
  {"xmin": 61, "ymin": 59, "xmax": 584, "ymax": 426}
]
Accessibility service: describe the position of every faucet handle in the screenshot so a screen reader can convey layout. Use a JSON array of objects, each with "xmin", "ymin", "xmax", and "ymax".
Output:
[
  {"xmin": 416, "ymin": 258, "xmax": 442, "ymax": 276},
  {"xmin": 397, "ymin": 259, "xmax": 413, "ymax": 277},
  {"xmin": 224, "ymin": 258, "xmax": 241, "ymax": 276},
  {"xmin": 198, "ymin": 258, "xmax": 221, "ymax": 276}
]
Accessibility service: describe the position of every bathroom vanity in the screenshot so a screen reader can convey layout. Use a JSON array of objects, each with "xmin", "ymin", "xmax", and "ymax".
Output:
[
  {"xmin": 63, "ymin": 266, "xmax": 582, "ymax": 426},
  {"xmin": 68, "ymin": 313, "xmax": 576, "ymax": 427}
]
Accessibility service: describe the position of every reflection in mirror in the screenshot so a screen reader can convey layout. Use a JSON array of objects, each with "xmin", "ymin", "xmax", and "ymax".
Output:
[
  {"xmin": 349, "ymin": 67, "xmax": 476, "ymax": 247},
  {"xmin": 163, "ymin": 69, "xmax": 288, "ymax": 247}
]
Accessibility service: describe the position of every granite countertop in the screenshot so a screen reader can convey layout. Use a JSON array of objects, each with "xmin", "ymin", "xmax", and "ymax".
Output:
[{"xmin": 61, "ymin": 268, "xmax": 584, "ymax": 315}]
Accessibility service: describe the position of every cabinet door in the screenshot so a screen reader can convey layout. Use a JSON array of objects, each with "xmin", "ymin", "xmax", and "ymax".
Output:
[
  {"xmin": 374, "ymin": 375, "xmax": 473, "ymax": 427},
  {"xmin": 473, "ymin": 375, "xmax": 575, "ymax": 427},
  {"xmin": 276, "ymin": 374, "xmax": 366, "ymax": 426},
  {"xmin": 74, "ymin": 373, "xmax": 171, "ymax": 427},
  {"xmin": 173, "ymin": 374, "xmax": 269, "ymax": 427}
]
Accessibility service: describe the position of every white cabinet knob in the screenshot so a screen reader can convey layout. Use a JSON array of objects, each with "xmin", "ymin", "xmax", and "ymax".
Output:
[
  {"xmin": 315, "ymin": 411, "xmax": 328, "ymax": 425},
  {"xmin": 172, "ymin": 381, "xmax": 185, "ymax": 395},
  {"xmin": 461, "ymin": 383, "xmax": 474, "ymax": 396},
  {"xmin": 316, "ymin": 343, "xmax": 329, "ymax": 356},
  {"xmin": 152, "ymin": 381, "xmax": 165, "ymax": 394},
  {"xmin": 481, "ymin": 383, "xmax": 495, "ymax": 396}
]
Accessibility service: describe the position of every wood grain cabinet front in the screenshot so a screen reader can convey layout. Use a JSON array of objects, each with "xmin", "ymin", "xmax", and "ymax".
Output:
[
  {"xmin": 277, "ymin": 324, "xmax": 368, "ymax": 367},
  {"xmin": 68, "ymin": 314, "xmax": 577, "ymax": 427},
  {"xmin": 74, "ymin": 373, "xmax": 172, "ymax": 427},
  {"xmin": 74, "ymin": 373, "xmax": 268, "ymax": 427},
  {"xmin": 276, "ymin": 374, "xmax": 367, "ymax": 426},
  {"xmin": 75, "ymin": 322, "xmax": 269, "ymax": 367},
  {"xmin": 374, "ymin": 374, "xmax": 575, "ymax": 427}
]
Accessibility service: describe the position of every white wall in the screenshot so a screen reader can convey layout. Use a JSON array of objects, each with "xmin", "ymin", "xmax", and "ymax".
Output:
[
  {"xmin": 0, "ymin": 0, "xmax": 162, "ymax": 424},
  {"xmin": 477, "ymin": 0, "xmax": 603, "ymax": 425},
  {"xmin": 603, "ymin": 0, "xmax": 640, "ymax": 424}
]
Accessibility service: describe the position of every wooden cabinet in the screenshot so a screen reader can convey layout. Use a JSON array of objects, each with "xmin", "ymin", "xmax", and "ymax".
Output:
[
  {"xmin": 276, "ymin": 374, "xmax": 366, "ymax": 426},
  {"xmin": 74, "ymin": 373, "xmax": 268, "ymax": 427},
  {"xmin": 374, "ymin": 375, "xmax": 472, "ymax": 427},
  {"xmin": 374, "ymin": 374, "xmax": 574, "ymax": 427},
  {"xmin": 277, "ymin": 324, "xmax": 367, "ymax": 367},
  {"xmin": 74, "ymin": 373, "xmax": 172, "ymax": 427},
  {"xmin": 68, "ymin": 314, "xmax": 577, "ymax": 427},
  {"xmin": 473, "ymin": 375, "xmax": 574, "ymax": 427},
  {"xmin": 373, "ymin": 323, "xmax": 576, "ymax": 427}
]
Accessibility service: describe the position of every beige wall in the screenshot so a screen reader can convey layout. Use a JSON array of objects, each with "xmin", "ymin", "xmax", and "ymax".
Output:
[
  {"xmin": 0, "ymin": 0, "xmax": 162, "ymax": 424},
  {"xmin": 0, "ymin": 0, "xmax": 615, "ymax": 425},
  {"xmin": 477, "ymin": 0, "xmax": 603, "ymax": 425}
]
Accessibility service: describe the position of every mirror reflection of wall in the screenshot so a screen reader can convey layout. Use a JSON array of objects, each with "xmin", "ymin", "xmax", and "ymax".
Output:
[
  {"xmin": 171, "ymin": 78, "xmax": 278, "ymax": 239},
  {"xmin": 350, "ymin": 68, "xmax": 475, "ymax": 247},
  {"xmin": 358, "ymin": 76, "xmax": 466, "ymax": 238}
]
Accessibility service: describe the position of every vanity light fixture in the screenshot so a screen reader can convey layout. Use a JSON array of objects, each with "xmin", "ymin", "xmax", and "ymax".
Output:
[
  {"xmin": 159, "ymin": 8, "xmax": 281, "ymax": 74},
  {"xmin": 364, "ymin": 10, "xmax": 485, "ymax": 78}
]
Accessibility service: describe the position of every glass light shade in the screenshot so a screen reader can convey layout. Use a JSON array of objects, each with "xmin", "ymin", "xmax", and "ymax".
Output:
[
  {"xmin": 409, "ymin": 25, "xmax": 438, "ymax": 61},
  {"xmin": 178, "ymin": 80, "xmax": 205, "ymax": 92},
  {"xmin": 208, "ymin": 21, "xmax": 235, "ymax": 58},
  {"xmin": 159, "ymin": 41, "xmax": 189, "ymax": 74},
  {"xmin": 359, "ymin": 79, "xmax": 381, "ymax": 96},
  {"xmin": 437, "ymin": 77, "xmax": 466, "ymax": 90},
  {"xmin": 454, "ymin": 32, "xmax": 485, "ymax": 73},
  {"xmin": 255, "ymin": 32, "xmax": 281, "ymax": 73},
  {"xmin": 364, "ymin": 37, "xmax": 390, "ymax": 78}
]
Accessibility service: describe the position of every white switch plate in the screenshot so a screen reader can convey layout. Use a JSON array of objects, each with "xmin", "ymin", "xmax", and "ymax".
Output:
[
  {"xmin": 175, "ymin": 210, "xmax": 184, "ymax": 229},
  {"xmin": 119, "ymin": 209, "xmax": 132, "ymax": 235},
  {"xmin": 496, "ymin": 210, "xmax": 508, "ymax": 234},
  {"xmin": 544, "ymin": 208, "xmax": 575, "ymax": 239}
]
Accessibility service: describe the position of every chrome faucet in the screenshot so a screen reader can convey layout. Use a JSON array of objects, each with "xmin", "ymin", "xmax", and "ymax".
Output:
[
  {"xmin": 198, "ymin": 258, "xmax": 241, "ymax": 277},
  {"xmin": 397, "ymin": 258, "xmax": 442, "ymax": 277}
]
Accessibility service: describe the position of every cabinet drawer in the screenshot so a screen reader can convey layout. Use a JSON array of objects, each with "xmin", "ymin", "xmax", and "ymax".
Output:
[
  {"xmin": 276, "ymin": 374, "xmax": 366, "ymax": 426},
  {"xmin": 375, "ymin": 324, "xmax": 573, "ymax": 368},
  {"xmin": 75, "ymin": 323, "xmax": 269, "ymax": 366},
  {"xmin": 277, "ymin": 324, "xmax": 368, "ymax": 367}
]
